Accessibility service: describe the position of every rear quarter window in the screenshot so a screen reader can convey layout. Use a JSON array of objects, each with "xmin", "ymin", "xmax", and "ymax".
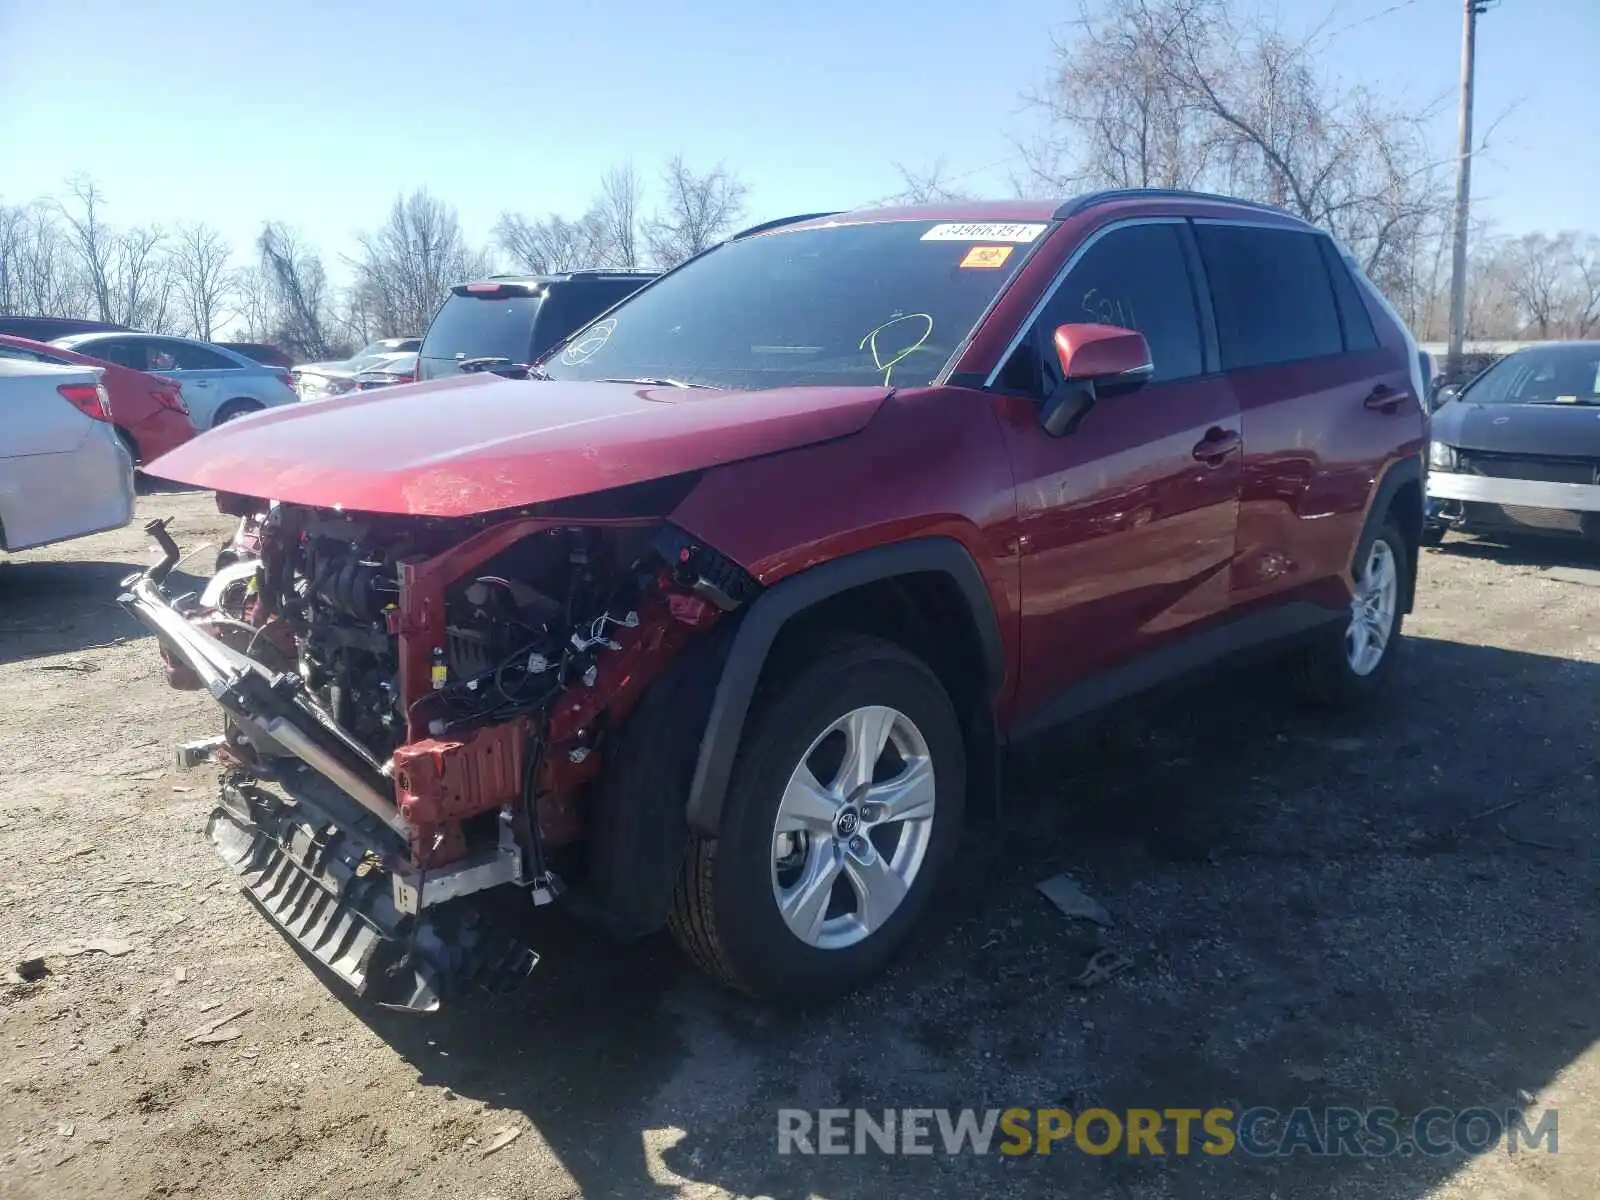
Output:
[
  {"xmin": 163, "ymin": 341, "xmax": 238, "ymax": 370},
  {"xmin": 81, "ymin": 338, "xmax": 147, "ymax": 370},
  {"xmin": 1196, "ymin": 225, "xmax": 1343, "ymax": 369},
  {"xmin": 1317, "ymin": 239, "xmax": 1380, "ymax": 352}
]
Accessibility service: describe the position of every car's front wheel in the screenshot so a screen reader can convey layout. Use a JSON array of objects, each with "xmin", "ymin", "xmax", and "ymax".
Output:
[
  {"xmin": 1286, "ymin": 516, "xmax": 1409, "ymax": 706},
  {"xmin": 670, "ymin": 635, "xmax": 966, "ymax": 1003}
]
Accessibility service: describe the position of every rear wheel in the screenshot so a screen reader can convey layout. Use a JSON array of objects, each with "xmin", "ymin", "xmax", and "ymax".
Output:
[
  {"xmin": 670, "ymin": 635, "xmax": 966, "ymax": 1003},
  {"xmin": 213, "ymin": 399, "xmax": 262, "ymax": 426},
  {"xmin": 1286, "ymin": 516, "xmax": 1409, "ymax": 706}
]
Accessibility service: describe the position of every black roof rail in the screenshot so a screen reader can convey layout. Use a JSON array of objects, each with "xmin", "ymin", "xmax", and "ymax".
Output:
[
  {"xmin": 1053, "ymin": 189, "xmax": 1299, "ymax": 221},
  {"xmin": 482, "ymin": 269, "xmax": 659, "ymax": 284},
  {"xmin": 729, "ymin": 211, "xmax": 842, "ymax": 240},
  {"xmin": 564, "ymin": 269, "xmax": 660, "ymax": 280}
]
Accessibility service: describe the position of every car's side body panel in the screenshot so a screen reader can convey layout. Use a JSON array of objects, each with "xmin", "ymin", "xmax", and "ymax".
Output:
[
  {"xmin": 0, "ymin": 334, "xmax": 195, "ymax": 462},
  {"xmin": 0, "ymin": 360, "xmax": 134, "ymax": 551},
  {"xmin": 50, "ymin": 333, "xmax": 297, "ymax": 429}
]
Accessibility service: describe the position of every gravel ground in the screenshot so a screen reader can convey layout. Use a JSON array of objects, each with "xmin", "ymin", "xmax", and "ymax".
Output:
[{"xmin": 2, "ymin": 490, "xmax": 1598, "ymax": 1200}]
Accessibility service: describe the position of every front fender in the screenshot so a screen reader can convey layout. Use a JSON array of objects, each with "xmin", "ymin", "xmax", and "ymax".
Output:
[{"xmin": 683, "ymin": 536, "xmax": 1004, "ymax": 835}]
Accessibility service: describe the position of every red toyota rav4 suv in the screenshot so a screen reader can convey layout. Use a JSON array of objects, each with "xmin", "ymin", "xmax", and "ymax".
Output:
[{"xmin": 127, "ymin": 190, "xmax": 1427, "ymax": 1010}]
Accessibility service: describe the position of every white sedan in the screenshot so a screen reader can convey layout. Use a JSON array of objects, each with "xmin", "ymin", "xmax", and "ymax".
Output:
[{"xmin": 0, "ymin": 359, "xmax": 134, "ymax": 552}]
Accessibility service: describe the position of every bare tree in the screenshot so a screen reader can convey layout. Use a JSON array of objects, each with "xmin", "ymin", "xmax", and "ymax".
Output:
[
  {"xmin": 596, "ymin": 164, "xmax": 644, "ymax": 269},
  {"xmin": 1563, "ymin": 235, "xmax": 1600, "ymax": 337},
  {"xmin": 644, "ymin": 156, "xmax": 748, "ymax": 268},
  {"xmin": 231, "ymin": 265, "xmax": 276, "ymax": 342},
  {"xmin": 1501, "ymin": 233, "xmax": 1569, "ymax": 339},
  {"xmin": 1021, "ymin": 0, "xmax": 1216, "ymax": 193},
  {"xmin": 114, "ymin": 224, "xmax": 176, "ymax": 332},
  {"xmin": 494, "ymin": 210, "xmax": 607, "ymax": 274},
  {"xmin": 259, "ymin": 221, "xmax": 333, "ymax": 359},
  {"xmin": 1025, "ymin": 0, "xmax": 1449, "ymax": 285},
  {"xmin": 352, "ymin": 190, "xmax": 484, "ymax": 337},
  {"xmin": 54, "ymin": 176, "xmax": 119, "ymax": 322},
  {"xmin": 883, "ymin": 159, "xmax": 974, "ymax": 205},
  {"xmin": 170, "ymin": 223, "xmax": 233, "ymax": 339},
  {"xmin": 9, "ymin": 204, "xmax": 89, "ymax": 317},
  {"xmin": 0, "ymin": 205, "xmax": 26, "ymax": 314}
]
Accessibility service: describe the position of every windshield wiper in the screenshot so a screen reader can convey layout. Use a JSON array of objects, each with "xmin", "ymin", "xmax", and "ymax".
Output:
[
  {"xmin": 457, "ymin": 357, "xmax": 551, "ymax": 380},
  {"xmin": 592, "ymin": 376, "xmax": 718, "ymax": 390}
]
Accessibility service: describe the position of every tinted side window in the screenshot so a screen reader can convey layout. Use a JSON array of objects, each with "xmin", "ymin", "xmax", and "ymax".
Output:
[
  {"xmin": 1005, "ymin": 222, "xmax": 1204, "ymax": 393},
  {"xmin": 159, "ymin": 340, "xmax": 236, "ymax": 370},
  {"xmin": 0, "ymin": 346, "xmax": 48, "ymax": 363},
  {"xmin": 83, "ymin": 338, "xmax": 147, "ymax": 369},
  {"xmin": 1196, "ymin": 225, "xmax": 1342, "ymax": 369},
  {"xmin": 1317, "ymin": 238, "xmax": 1379, "ymax": 352}
]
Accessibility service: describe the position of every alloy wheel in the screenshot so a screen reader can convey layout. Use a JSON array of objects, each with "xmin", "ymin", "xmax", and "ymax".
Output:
[
  {"xmin": 769, "ymin": 704, "xmax": 936, "ymax": 950},
  {"xmin": 1346, "ymin": 538, "xmax": 1399, "ymax": 677}
]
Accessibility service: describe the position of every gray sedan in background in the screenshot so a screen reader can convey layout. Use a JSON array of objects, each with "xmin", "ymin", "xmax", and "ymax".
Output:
[
  {"xmin": 50, "ymin": 332, "xmax": 298, "ymax": 429},
  {"xmin": 0, "ymin": 358, "xmax": 133, "ymax": 552}
]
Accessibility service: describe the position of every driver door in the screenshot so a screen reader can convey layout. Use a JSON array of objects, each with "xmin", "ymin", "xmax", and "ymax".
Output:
[{"xmin": 990, "ymin": 219, "xmax": 1242, "ymax": 725}]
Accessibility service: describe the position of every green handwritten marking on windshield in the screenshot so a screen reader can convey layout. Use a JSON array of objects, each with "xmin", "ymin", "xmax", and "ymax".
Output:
[{"xmin": 859, "ymin": 313, "xmax": 934, "ymax": 387}]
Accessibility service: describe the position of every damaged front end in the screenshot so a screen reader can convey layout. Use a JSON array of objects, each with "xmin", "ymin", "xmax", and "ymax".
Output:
[{"xmin": 120, "ymin": 499, "xmax": 755, "ymax": 1011}]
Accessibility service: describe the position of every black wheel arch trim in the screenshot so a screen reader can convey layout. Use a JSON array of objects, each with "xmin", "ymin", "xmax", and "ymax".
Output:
[
  {"xmin": 1365, "ymin": 454, "xmax": 1425, "ymax": 614},
  {"xmin": 684, "ymin": 536, "xmax": 1006, "ymax": 836}
]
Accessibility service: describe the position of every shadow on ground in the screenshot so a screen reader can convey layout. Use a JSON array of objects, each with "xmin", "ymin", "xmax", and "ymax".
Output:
[
  {"xmin": 0, "ymin": 558, "xmax": 211, "ymax": 665},
  {"xmin": 1434, "ymin": 531, "xmax": 1600, "ymax": 571},
  {"xmin": 324, "ymin": 634, "xmax": 1600, "ymax": 1199}
]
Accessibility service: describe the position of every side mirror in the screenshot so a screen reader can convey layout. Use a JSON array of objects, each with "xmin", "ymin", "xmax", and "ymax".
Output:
[
  {"xmin": 1430, "ymin": 383, "xmax": 1461, "ymax": 411},
  {"xmin": 1038, "ymin": 323, "xmax": 1153, "ymax": 437}
]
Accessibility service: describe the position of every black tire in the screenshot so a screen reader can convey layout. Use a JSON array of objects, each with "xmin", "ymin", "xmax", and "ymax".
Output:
[
  {"xmin": 1421, "ymin": 525, "xmax": 1446, "ymax": 547},
  {"xmin": 1286, "ymin": 516, "xmax": 1410, "ymax": 707},
  {"xmin": 669, "ymin": 634, "xmax": 966, "ymax": 1004},
  {"xmin": 213, "ymin": 399, "xmax": 262, "ymax": 426}
]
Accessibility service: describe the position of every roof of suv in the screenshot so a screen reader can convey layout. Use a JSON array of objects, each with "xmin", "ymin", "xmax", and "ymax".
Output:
[
  {"xmin": 742, "ymin": 190, "xmax": 1316, "ymax": 237},
  {"xmin": 470, "ymin": 269, "xmax": 660, "ymax": 288}
]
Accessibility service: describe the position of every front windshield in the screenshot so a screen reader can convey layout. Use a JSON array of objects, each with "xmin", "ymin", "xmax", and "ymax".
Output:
[
  {"xmin": 1460, "ymin": 344, "xmax": 1600, "ymax": 405},
  {"xmin": 537, "ymin": 219, "xmax": 1047, "ymax": 390}
]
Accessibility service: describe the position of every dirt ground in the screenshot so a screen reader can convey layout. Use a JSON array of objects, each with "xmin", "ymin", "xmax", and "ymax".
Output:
[{"xmin": 2, "ymin": 489, "xmax": 1599, "ymax": 1200}]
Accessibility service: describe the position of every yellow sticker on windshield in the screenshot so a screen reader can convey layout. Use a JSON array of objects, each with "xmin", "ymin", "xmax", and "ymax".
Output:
[{"xmin": 960, "ymin": 245, "xmax": 1013, "ymax": 269}]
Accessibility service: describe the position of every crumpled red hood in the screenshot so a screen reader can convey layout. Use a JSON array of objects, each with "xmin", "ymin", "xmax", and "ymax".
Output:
[{"xmin": 146, "ymin": 374, "xmax": 891, "ymax": 517}]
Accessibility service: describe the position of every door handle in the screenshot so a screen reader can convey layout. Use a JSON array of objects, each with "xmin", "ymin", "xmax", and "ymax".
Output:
[
  {"xmin": 1364, "ymin": 385, "xmax": 1404, "ymax": 412},
  {"xmin": 1191, "ymin": 428, "xmax": 1241, "ymax": 466}
]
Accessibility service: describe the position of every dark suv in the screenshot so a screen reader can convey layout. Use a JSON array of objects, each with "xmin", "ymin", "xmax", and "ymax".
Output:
[
  {"xmin": 125, "ymin": 190, "xmax": 1427, "ymax": 1010},
  {"xmin": 416, "ymin": 270, "xmax": 657, "ymax": 381}
]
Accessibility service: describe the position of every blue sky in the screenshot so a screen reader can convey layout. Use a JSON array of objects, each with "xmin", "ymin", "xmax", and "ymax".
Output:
[{"xmin": 1, "ymin": 0, "xmax": 1596, "ymax": 275}]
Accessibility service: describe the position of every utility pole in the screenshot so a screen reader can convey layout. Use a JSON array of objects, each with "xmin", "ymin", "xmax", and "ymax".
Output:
[{"xmin": 1446, "ymin": 0, "xmax": 1494, "ymax": 383}]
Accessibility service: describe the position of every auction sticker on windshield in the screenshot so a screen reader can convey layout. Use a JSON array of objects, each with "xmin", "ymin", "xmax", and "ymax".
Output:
[
  {"xmin": 960, "ymin": 246, "xmax": 1014, "ymax": 269},
  {"xmin": 921, "ymin": 223, "xmax": 1048, "ymax": 243}
]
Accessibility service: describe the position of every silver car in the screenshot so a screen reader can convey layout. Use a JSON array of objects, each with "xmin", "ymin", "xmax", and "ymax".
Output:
[
  {"xmin": 51, "ymin": 332, "xmax": 299, "ymax": 429},
  {"xmin": 0, "ymin": 359, "xmax": 134, "ymax": 552}
]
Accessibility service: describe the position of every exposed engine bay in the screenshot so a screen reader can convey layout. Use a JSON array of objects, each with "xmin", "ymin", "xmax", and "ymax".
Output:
[{"xmin": 123, "ymin": 499, "xmax": 757, "ymax": 1009}]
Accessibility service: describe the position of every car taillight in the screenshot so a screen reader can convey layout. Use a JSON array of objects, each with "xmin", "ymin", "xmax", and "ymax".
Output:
[
  {"xmin": 153, "ymin": 385, "xmax": 188, "ymax": 415},
  {"xmin": 272, "ymin": 369, "xmax": 295, "ymax": 390},
  {"xmin": 58, "ymin": 382, "xmax": 112, "ymax": 422}
]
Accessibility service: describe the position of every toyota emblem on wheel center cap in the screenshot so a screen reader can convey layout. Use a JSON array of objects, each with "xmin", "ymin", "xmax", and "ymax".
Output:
[{"xmin": 835, "ymin": 807, "xmax": 860, "ymax": 838}]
